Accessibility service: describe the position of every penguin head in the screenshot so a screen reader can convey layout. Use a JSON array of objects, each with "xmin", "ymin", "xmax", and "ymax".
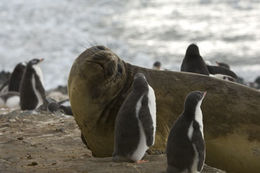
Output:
[
  {"xmin": 184, "ymin": 91, "xmax": 206, "ymax": 117},
  {"xmin": 186, "ymin": 43, "xmax": 200, "ymax": 57},
  {"xmin": 16, "ymin": 62, "xmax": 27, "ymax": 69},
  {"xmin": 28, "ymin": 58, "xmax": 44, "ymax": 66},
  {"xmin": 153, "ymin": 61, "xmax": 161, "ymax": 70},
  {"xmin": 133, "ymin": 73, "xmax": 148, "ymax": 92},
  {"xmin": 12, "ymin": 62, "xmax": 26, "ymax": 75},
  {"xmin": 216, "ymin": 61, "xmax": 230, "ymax": 70}
]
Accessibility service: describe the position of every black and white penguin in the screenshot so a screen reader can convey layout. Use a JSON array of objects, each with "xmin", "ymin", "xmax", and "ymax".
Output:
[
  {"xmin": 0, "ymin": 92, "xmax": 20, "ymax": 109},
  {"xmin": 181, "ymin": 43, "xmax": 238, "ymax": 81},
  {"xmin": 153, "ymin": 61, "xmax": 162, "ymax": 70},
  {"xmin": 19, "ymin": 58, "xmax": 46, "ymax": 110},
  {"xmin": 216, "ymin": 61, "xmax": 230, "ymax": 70},
  {"xmin": 0, "ymin": 80, "xmax": 9, "ymax": 95},
  {"xmin": 113, "ymin": 73, "xmax": 156, "ymax": 163},
  {"xmin": 47, "ymin": 99, "xmax": 73, "ymax": 115},
  {"xmin": 207, "ymin": 65, "xmax": 237, "ymax": 80},
  {"xmin": 166, "ymin": 91, "xmax": 206, "ymax": 173},
  {"xmin": 181, "ymin": 44, "xmax": 210, "ymax": 75},
  {"xmin": 8, "ymin": 62, "xmax": 27, "ymax": 92}
]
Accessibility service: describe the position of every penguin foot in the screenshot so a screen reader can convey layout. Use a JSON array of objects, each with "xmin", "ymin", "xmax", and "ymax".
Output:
[{"xmin": 136, "ymin": 160, "xmax": 148, "ymax": 164}]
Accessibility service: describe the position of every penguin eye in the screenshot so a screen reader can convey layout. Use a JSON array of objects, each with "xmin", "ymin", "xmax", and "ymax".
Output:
[{"xmin": 117, "ymin": 64, "xmax": 122, "ymax": 74}]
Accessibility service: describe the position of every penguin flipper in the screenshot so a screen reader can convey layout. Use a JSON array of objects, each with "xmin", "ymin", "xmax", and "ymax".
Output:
[
  {"xmin": 34, "ymin": 74, "xmax": 46, "ymax": 97},
  {"xmin": 192, "ymin": 121, "xmax": 205, "ymax": 172},
  {"xmin": 207, "ymin": 65, "xmax": 237, "ymax": 79},
  {"xmin": 139, "ymin": 95, "xmax": 154, "ymax": 147}
]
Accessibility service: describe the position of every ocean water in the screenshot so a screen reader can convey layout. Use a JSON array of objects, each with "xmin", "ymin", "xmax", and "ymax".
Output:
[{"xmin": 0, "ymin": 0, "xmax": 259, "ymax": 89}]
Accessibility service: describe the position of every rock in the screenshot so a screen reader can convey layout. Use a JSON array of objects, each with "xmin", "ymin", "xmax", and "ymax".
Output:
[{"xmin": 68, "ymin": 46, "xmax": 260, "ymax": 173}]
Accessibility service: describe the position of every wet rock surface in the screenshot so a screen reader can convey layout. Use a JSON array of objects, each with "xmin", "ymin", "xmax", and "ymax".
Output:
[{"xmin": 0, "ymin": 110, "xmax": 225, "ymax": 173}]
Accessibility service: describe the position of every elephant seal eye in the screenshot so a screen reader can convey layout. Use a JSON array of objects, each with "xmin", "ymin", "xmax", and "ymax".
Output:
[{"xmin": 117, "ymin": 64, "xmax": 122, "ymax": 74}]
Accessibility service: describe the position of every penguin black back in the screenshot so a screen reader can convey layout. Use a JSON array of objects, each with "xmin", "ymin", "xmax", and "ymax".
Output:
[
  {"xmin": 20, "ymin": 58, "xmax": 46, "ymax": 110},
  {"xmin": 216, "ymin": 61, "xmax": 230, "ymax": 69},
  {"xmin": 166, "ymin": 91, "xmax": 206, "ymax": 173},
  {"xmin": 181, "ymin": 44, "xmax": 209, "ymax": 75},
  {"xmin": 113, "ymin": 73, "xmax": 149, "ymax": 157},
  {"xmin": 8, "ymin": 62, "xmax": 26, "ymax": 92},
  {"xmin": 113, "ymin": 72, "xmax": 156, "ymax": 162},
  {"xmin": 207, "ymin": 65, "xmax": 237, "ymax": 79}
]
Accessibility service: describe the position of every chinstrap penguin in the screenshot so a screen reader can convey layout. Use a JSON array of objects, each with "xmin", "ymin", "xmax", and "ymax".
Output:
[
  {"xmin": 113, "ymin": 73, "xmax": 156, "ymax": 163},
  {"xmin": 166, "ymin": 91, "xmax": 206, "ymax": 173},
  {"xmin": 19, "ymin": 58, "xmax": 46, "ymax": 110}
]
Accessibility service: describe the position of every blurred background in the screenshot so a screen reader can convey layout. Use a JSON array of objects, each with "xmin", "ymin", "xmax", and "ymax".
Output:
[{"xmin": 0, "ymin": 0, "xmax": 259, "ymax": 89}]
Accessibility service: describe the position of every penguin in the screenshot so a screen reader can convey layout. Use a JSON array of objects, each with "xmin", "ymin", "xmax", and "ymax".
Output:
[
  {"xmin": 209, "ymin": 74, "xmax": 236, "ymax": 82},
  {"xmin": 8, "ymin": 62, "xmax": 27, "ymax": 92},
  {"xmin": 0, "ymin": 92, "xmax": 20, "ymax": 109},
  {"xmin": 19, "ymin": 58, "xmax": 46, "ymax": 110},
  {"xmin": 0, "ymin": 71, "xmax": 11, "ymax": 93},
  {"xmin": 181, "ymin": 43, "xmax": 238, "ymax": 81},
  {"xmin": 0, "ymin": 62, "xmax": 26, "ymax": 94},
  {"xmin": 113, "ymin": 73, "xmax": 156, "ymax": 163},
  {"xmin": 207, "ymin": 65, "xmax": 237, "ymax": 80},
  {"xmin": 166, "ymin": 91, "xmax": 206, "ymax": 173},
  {"xmin": 216, "ymin": 61, "xmax": 230, "ymax": 70},
  {"xmin": 0, "ymin": 79, "xmax": 9, "ymax": 94},
  {"xmin": 153, "ymin": 61, "xmax": 162, "ymax": 70},
  {"xmin": 47, "ymin": 99, "xmax": 73, "ymax": 115},
  {"xmin": 180, "ymin": 44, "xmax": 210, "ymax": 75},
  {"xmin": 254, "ymin": 76, "xmax": 260, "ymax": 89}
]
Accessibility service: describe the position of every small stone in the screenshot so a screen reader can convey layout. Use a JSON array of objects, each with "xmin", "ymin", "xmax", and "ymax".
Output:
[
  {"xmin": 27, "ymin": 162, "xmax": 38, "ymax": 166},
  {"xmin": 17, "ymin": 137, "xmax": 23, "ymax": 140},
  {"xmin": 26, "ymin": 154, "xmax": 32, "ymax": 159}
]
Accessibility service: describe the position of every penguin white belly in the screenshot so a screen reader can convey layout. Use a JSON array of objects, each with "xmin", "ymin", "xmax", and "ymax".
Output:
[
  {"xmin": 148, "ymin": 85, "xmax": 156, "ymax": 144},
  {"xmin": 130, "ymin": 120, "xmax": 148, "ymax": 161},
  {"xmin": 130, "ymin": 95, "xmax": 149, "ymax": 161},
  {"xmin": 6, "ymin": 96, "xmax": 20, "ymax": 109},
  {"xmin": 33, "ymin": 65, "xmax": 44, "ymax": 85},
  {"xmin": 32, "ymin": 74, "xmax": 43, "ymax": 108},
  {"xmin": 187, "ymin": 121, "xmax": 194, "ymax": 140},
  {"xmin": 0, "ymin": 85, "xmax": 8, "ymax": 94},
  {"xmin": 210, "ymin": 74, "xmax": 233, "ymax": 82},
  {"xmin": 187, "ymin": 123, "xmax": 200, "ymax": 173},
  {"xmin": 191, "ymin": 144, "xmax": 200, "ymax": 173},
  {"xmin": 195, "ymin": 101, "xmax": 204, "ymax": 138},
  {"xmin": 61, "ymin": 100, "xmax": 71, "ymax": 107}
]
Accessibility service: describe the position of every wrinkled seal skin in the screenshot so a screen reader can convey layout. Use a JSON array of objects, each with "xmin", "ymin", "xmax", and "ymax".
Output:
[{"xmin": 68, "ymin": 46, "xmax": 260, "ymax": 173}]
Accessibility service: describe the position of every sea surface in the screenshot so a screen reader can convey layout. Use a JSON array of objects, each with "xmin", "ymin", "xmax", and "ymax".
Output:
[{"xmin": 0, "ymin": 0, "xmax": 259, "ymax": 89}]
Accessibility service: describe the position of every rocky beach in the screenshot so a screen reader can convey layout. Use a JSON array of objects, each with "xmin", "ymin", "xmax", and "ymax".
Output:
[{"xmin": 0, "ymin": 109, "xmax": 225, "ymax": 173}]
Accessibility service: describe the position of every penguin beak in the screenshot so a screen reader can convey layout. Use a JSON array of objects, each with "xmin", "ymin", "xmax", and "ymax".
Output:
[{"xmin": 202, "ymin": 91, "xmax": 207, "ymax": 99}]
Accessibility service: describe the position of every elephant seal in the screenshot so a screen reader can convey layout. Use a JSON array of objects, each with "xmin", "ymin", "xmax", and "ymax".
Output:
[{"xmin": 68, "ymin": 45, "xmax": 260, "ymax": 173}]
